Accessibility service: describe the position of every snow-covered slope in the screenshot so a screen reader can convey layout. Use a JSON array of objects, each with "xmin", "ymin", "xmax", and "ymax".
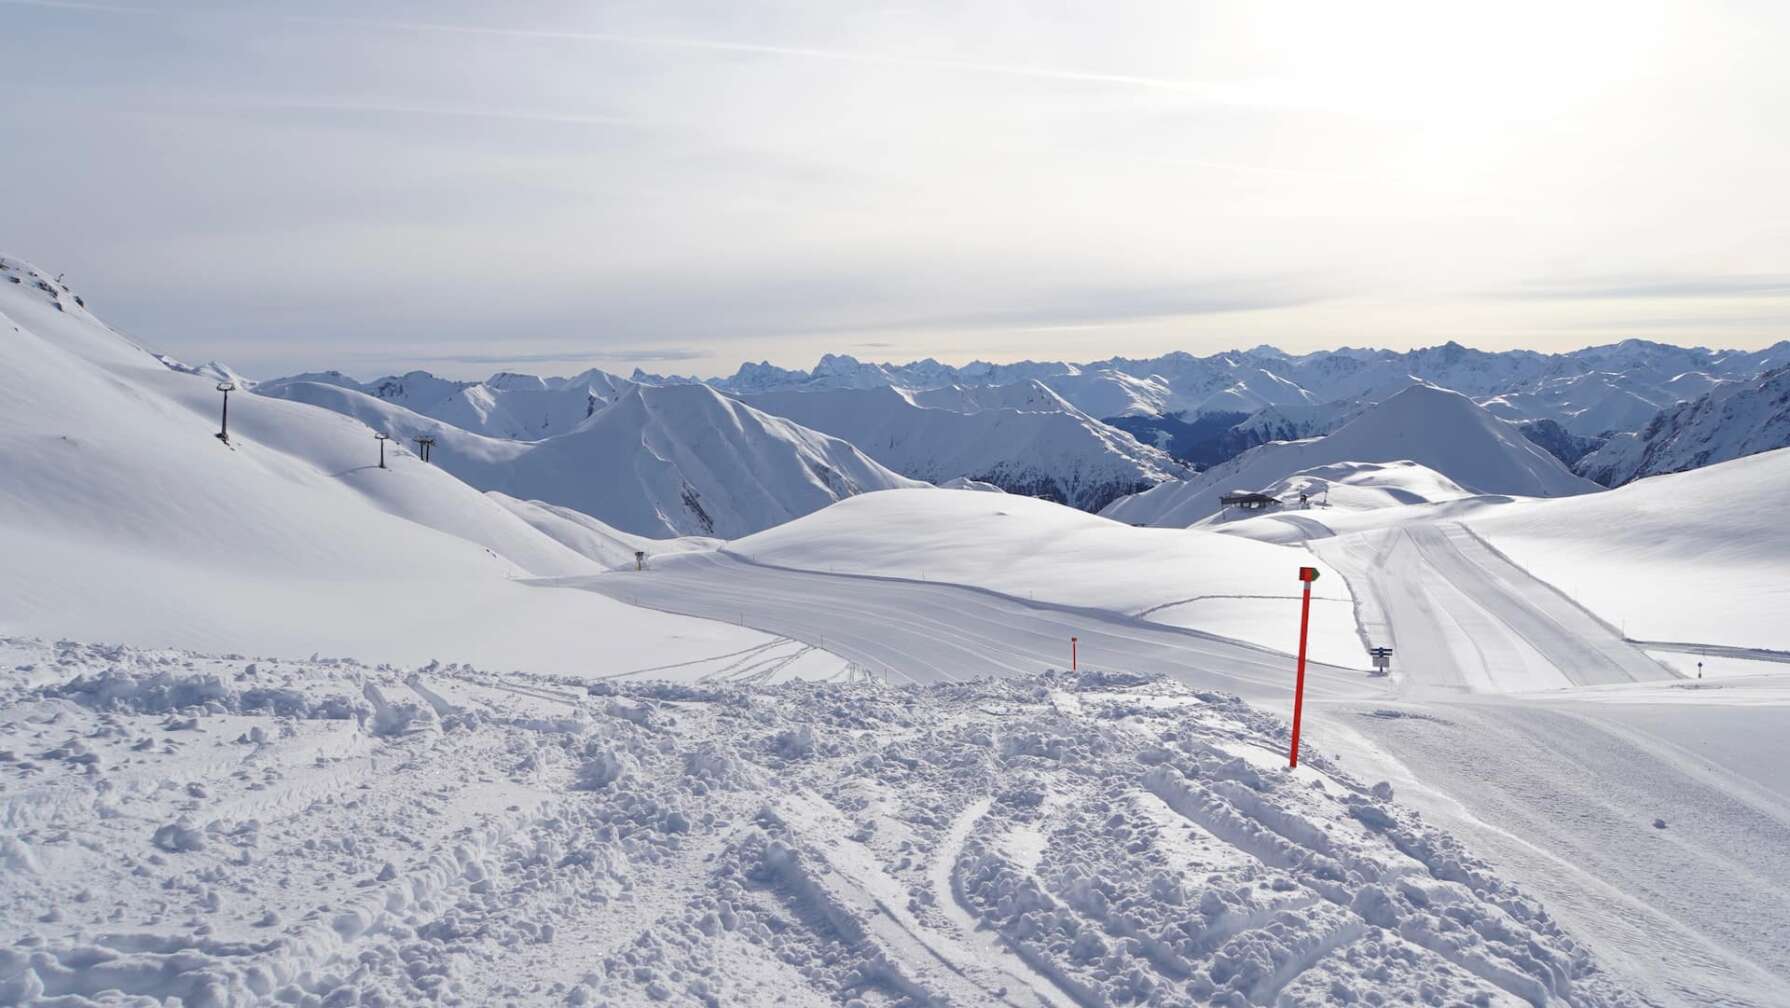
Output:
[
  {"xmin": 1102, "ymin": 384, "xmax": 1600, "ymax": 527},
  {"xmin": 258, "ymin": 367, "xmax": 633, "ymax": 441},
  {"xmin": 488, "ymin": 492, "xmax": 721, "ymax": 568},
  {"xmin": 0, "ymin": 256, "xmax": 791, "ymax": 675},
  {"xmin": 728, "ymin": 488, "xmax": 1365, "ymax": 667},
  {"xmin": 262, "ymin": 377, "xmax": 925, "ymax": 538},
  {"xmin": 1573, "ymin": 366, "xmax": 1790, "ymax": 486},
  {"xmin": 737, "ymin": 382, "xmax": 1188, "ymax": 512},
  {"xmin": 1468, "ymin": 446, "xmax": 1790, "ymax": 650}
]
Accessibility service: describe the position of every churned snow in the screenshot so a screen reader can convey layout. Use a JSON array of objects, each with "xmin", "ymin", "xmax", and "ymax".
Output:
[{"xmin": 0, "ymin": 637, "xmax": 1631, "ymax": 1007}]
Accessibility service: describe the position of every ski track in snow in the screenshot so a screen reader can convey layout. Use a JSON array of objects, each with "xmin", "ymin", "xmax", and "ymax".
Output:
[
  {"xmin": 0, "ymin": 638, "xmax": 1630, "ymax": 1007},
  {"xmin": 1311, "ymin": 523, "xmax": 1669, "ymax": 695}
]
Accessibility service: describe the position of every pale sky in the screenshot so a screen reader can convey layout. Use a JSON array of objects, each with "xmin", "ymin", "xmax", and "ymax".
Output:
[{"xmin": 6, "ymin": 0, "xmax": 1790, "ymax": 380}]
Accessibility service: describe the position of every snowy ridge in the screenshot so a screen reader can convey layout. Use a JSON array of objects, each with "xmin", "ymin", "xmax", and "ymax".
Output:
[
  {"xmin": 0, "ymin": 637, "xmax": 1629, "ymax": 1006},
  {"xmin": 1102, "ymin": 385, "xmax": 1599, "ymax": 527},
  {"xmin": 256, "ymin": 367, "xmax": 634, "ymax": 441},
  {"xmin": 737, "ymin": 382, "xmax": 1189, "ymax": 512},
  {"xmin": 258, "ymin": 379, "xmax": 925, "ymax": 538},
  {"xmin": 1573, "ymin": 365, "xmax": 1790, "ymax": 486}
]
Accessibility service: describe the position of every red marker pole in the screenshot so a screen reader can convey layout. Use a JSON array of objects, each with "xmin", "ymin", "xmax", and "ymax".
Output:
[
  {"xmin": 1071, "ymin": 636, "xmax": 1078, "ymax": 672},
  {"xmin": 1289, "ymin": 566, "xmax": 1319, "ymax": 769}
]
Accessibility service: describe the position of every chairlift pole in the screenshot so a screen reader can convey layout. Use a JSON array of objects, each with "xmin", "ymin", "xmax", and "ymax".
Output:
[{"xmin": 215, "ymin": 382, "xmax": 235, "ymax": 443}]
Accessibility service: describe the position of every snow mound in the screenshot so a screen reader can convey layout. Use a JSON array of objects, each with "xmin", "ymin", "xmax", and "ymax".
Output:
[
  {"xmin": 0, "ymin": 635, "xmax": 1630, "ymax": 1007},
  {"xmin": 728, "ymin": 488, "xmax": 1365, "ymax": 666},
  {"xmin": 1103, "ymin": 384, "xmax": 1600, "ymax": 527}
]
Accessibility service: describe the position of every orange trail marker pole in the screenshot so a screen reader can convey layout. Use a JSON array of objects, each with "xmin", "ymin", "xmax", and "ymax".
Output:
[
  {"xmin": 1290, "ymin": 566, "xmax": 1319, "ymax": 769},
  {"xmin": 1070, "ymin": 636, "xmax": 1078, "ymax": 672}
]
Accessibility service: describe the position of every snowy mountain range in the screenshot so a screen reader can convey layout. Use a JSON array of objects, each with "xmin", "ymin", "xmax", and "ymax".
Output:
[
  {"xmin": 1574, "ymin": 365, "xmax": 1790, "ymax": 486},
  {"xmin": 692, "ymin": 341, "xmax": 1790, "ymax": 428},
  {"xmin": 257, "ymin": 367, "xmax": 632, "ymax": 441},
  {"xmin": 735, "ymin": 381, "xmax": 1189, "ymax": 511},
  {"xmin": 1101, "ymin": 384, "xmax": 1599, "ymax": 527}
]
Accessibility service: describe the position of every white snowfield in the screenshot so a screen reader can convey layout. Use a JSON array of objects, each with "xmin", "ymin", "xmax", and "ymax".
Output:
[
  {"xmin": 1103, "ymin": 384, "xmax": 1599, "ymax": 528},
  {"xmin": 722, "ymin": 489, "xmax": 1366, "ymax": 670},
  {"xmin": 1, "ymin": 637, "xmax": 1631, "ymax": 1007},
  {"xmin": 1463, "ymin": 446, "xmax": 1790, "ymax": 652}
]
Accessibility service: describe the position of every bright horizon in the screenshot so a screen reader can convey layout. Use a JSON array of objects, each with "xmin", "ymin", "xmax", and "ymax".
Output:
[{"xmin": 8, "ymin": 0, "xmax": 1790, "ymax": 380}]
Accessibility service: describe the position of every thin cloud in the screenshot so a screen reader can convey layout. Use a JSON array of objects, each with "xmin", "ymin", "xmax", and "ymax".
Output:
[
  {"xmin": 390, "ymin": 348, "xmax": 709, "ymax": 366},
  {"xmin": 2, "ymin": 0, "xmax": 1292, "ymax": 104},
  {"xmin": 1499, "ymin": 275, "xmax": 1790, "ymax": 301},
  {"xmin": 214, "ymin": 98, "xmax": 637, "ymax": 129}
]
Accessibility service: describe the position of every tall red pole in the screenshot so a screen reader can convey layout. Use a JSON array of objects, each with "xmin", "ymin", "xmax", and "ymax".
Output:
[
  {"xmin": 1290, "ymin": 567, "xmax": 1319, "ymax": 768},
  {"xmin": 1071, "ymin": 636, "xmax": 1078, "ymax": 671}
]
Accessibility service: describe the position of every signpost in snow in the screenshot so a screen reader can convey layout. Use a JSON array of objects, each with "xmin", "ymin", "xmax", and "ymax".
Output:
[
  {"xmin": 1071, "ymin": 636, "xmax": 1078, "ymax": 672},
  {"xmin": 374, "ymin": 432, "xmax": 390, "ymax": 469},
  {"xmin": 1289, "ymin": 566, "xmax": 1320, "ymax": 769}
]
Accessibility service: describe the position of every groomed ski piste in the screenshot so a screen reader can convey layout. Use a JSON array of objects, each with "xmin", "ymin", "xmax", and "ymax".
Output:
[{"xmin": 4, "ymin": 257, "xmax": 1790, "ymax": 1005}]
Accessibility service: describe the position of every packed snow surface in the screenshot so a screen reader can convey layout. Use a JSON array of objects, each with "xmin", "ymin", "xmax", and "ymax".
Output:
[
  {"xmin": 1, "ymin": 636, "xmax": 1631, "ymax": 1007},
  {"xmin": 1103, "ymin": 385, "xmax": 1598, "ymax": 527}
]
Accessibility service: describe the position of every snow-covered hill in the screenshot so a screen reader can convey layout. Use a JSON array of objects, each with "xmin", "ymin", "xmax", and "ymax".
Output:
[
  {"xmin": 0, "ymin": 256, "xmax": 799, "ymax": 675},
  {"xmin": 728, "ymin": 488, "xmax": 1365, "ymax": 666},
  {"xmin": 737, "ymin": 381, "xmax": 1189, "ymax": 512},
  {"xmin": 261, "ymin": 378, "xmax": 925, "ymax": 538},
  {"xmin": 1573, "ymin": 366, "xmax": 1790, "ymax": 486},
  {"xmin": 258, "ymin": 367, "xmax": 634, "ymax": 441},
  {"xmin": 1468, "ymin": 446, "xmax": 1790, "ymax": 650},
  {"xmin": 1101, "ymin": 384, "xmax": 1599, "ymax": 527}
]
